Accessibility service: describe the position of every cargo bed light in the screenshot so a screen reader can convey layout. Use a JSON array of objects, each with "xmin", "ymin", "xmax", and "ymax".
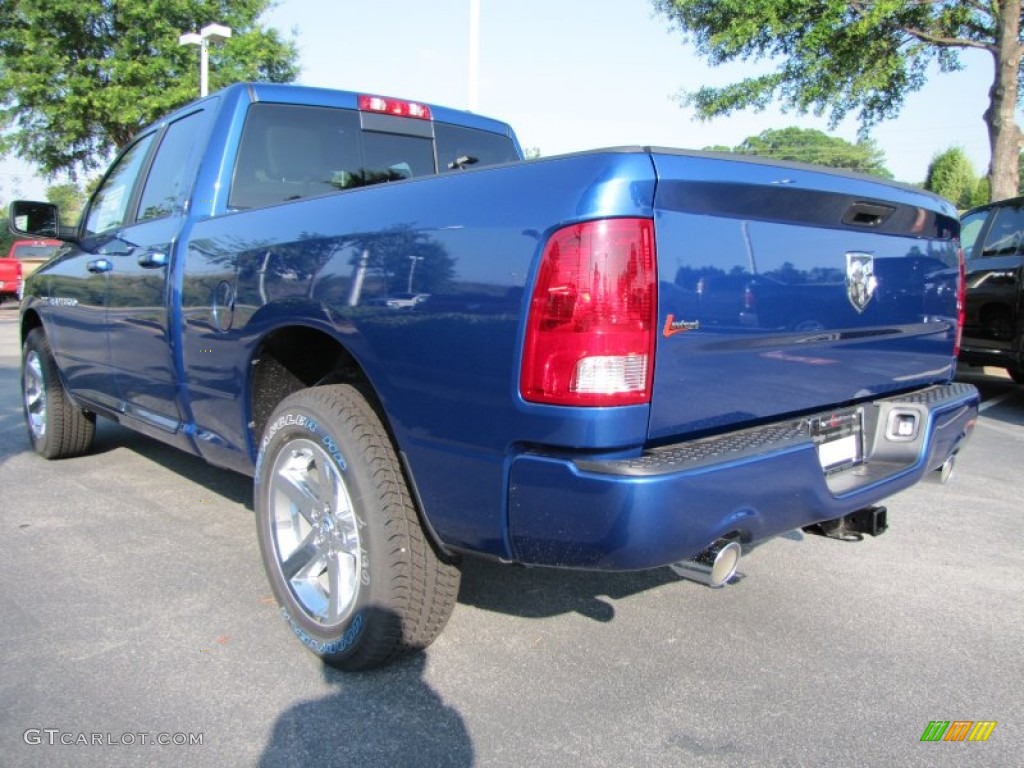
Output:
[
  {"xmin": 358, "ymin": 94, "xmax": 432, "ymax": 120},
  {"xmin": 521, "ymin": 218, "xmax": 657, "ymax": 406}
]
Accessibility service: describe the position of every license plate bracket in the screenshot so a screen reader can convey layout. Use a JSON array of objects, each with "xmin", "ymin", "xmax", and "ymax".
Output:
[{"xmin": 811, "ymin": 410, "xmax": 864, "ymax": 473}]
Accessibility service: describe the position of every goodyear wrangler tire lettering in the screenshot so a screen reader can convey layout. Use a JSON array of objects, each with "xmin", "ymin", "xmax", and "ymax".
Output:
[
  {"xmin": 282, "ymin": 606, "xmax": 364, "ymax": 656},
  {"xmin": 255, "ymin": 384, "xmax": 461, "ymax": 671}
]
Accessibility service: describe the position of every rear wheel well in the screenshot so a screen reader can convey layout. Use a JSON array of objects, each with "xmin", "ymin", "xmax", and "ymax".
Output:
[
  {"xmin": 247, "ymin": 325, "xmax": 454, "ymax": 561},
  {"xmin": 249, "ymin": 326, "xmax": 377, "ymax": 453}
]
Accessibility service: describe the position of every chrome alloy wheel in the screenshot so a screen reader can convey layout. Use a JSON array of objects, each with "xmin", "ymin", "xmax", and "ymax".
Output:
[
  {"xmin": 267, "ymin": 438, "xmax": 362, "ymax": 626},
  {"xmin": 23, "ymin": 349, "xmax": 47, "ymax": 440}
]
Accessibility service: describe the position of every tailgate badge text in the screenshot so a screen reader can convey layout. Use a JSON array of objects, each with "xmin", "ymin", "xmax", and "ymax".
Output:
[{"xmin": 662, "ymin": 315, "xmax": 700, "ymax": 337}]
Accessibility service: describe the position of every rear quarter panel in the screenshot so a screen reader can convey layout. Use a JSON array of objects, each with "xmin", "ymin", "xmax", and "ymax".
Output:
[{"xmin": 181, "ymin": 150, "xmax": 659, "ymax": 557}]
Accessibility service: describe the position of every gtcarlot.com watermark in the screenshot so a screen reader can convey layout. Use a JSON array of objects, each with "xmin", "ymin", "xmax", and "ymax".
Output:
[{"xmin": 23, "ymin": 729, "xmax": 203, "ymax": 747}]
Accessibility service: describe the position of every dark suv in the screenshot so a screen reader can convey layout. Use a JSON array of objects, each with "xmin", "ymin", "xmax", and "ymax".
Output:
[{"xmin": 959, "ymin": 197, "xmax": 1024, "ymax": 384}]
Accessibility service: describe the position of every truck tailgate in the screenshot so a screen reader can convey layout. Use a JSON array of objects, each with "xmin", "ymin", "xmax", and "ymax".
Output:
[{"xmin": 649, "ymin": 150, "xmax": 961, "ymax": 442}]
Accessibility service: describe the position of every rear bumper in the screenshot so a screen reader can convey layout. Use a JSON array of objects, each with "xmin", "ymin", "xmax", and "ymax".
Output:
[{"xmin": 508, "ymin": 383, "xmax": 978, "ymax": 570}]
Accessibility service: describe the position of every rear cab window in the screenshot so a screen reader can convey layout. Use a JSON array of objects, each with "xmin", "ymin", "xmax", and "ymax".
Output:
[
  {"xmin": 228, "ymin": 103, "xmax": 520, "ymax": 210},
  {"xmin": 435, "ymin": 122, "xmax": 520, "ymax": 172}
]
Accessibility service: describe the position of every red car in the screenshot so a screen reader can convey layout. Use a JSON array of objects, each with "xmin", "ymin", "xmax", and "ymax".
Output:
[
  {"xmin": 0, "ymin": 255, "xmax": 22, "ymax": 305},
  {"xmin": 0, "ymin": 238, "xmax": 62, "ymax": 306},
  {"xmin": 7, "ymin": 238, "xmax": 63, "ymax": 277}
]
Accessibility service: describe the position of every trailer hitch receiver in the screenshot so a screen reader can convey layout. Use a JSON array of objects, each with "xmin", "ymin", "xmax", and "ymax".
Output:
[{"xmin": 803, "ymin": 505, "xmax": 888, "ymax": 542}]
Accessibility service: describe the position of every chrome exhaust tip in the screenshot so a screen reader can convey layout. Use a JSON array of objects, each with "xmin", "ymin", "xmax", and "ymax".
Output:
[
  {"xmin": 670, "ymin": 539, "xmax": 741, "ymax": 588},
  {"xmin": 929, "ymin": 455, "xmax": 956, "ymax": 484}
]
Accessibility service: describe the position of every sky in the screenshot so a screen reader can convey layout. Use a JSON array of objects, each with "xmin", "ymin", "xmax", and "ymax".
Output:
[{"xmin": 0, "ymin": 0, "xmax": 998, "ymax": 200}]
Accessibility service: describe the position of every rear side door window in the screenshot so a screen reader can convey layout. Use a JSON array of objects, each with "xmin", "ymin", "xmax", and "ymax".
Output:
[{"xmin": 136, "ymin": 110, "xmax": 207, "ymax": 222}]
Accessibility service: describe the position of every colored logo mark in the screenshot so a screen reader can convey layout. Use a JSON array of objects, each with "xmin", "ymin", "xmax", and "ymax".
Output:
[
  {"xmin": 662, "ymin": 314, "xmax": 700, "ymax": 337},
  {"xmin": 920, "ymin": 720, "xmax": 997, "ymax": 742}
]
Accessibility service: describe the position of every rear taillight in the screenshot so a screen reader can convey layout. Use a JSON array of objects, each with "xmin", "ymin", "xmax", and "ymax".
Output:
[
  {"xmin": 520, "ymin": 218, "xmax": 656, "ymax": 406},
  {"xmin": 358, "ymin": 94, "xmax": 432, "ymax": 120},
  {"xmin": 955, "ymin": 246, "xmax": 965, "ymax": 356}
]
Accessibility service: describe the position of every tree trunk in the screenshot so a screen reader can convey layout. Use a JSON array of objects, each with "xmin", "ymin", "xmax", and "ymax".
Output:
[{"xmin": 985, "ymin": 0, "xmax": 1023, "ymax": 202}]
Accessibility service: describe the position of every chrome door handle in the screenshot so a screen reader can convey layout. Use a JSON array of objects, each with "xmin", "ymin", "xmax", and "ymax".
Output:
[
  {"xmin": 87, "ymin": 258, "xmax": 113, "ymax": 273},
  {"xmin": 137, "ymin": 251, "xmax": 169, "ymax": 268}
]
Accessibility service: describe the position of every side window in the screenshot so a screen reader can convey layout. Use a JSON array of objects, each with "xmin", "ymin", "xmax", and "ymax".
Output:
[
  {"xmin": 136, "ymin": 110, "xmax": 206, "ymax": 222},
  {"xmin": 84, "ymin": 133, "xmax": 156, "ymax": 235},
  {"xmin": 980, "ymin": 205, "xmax": 1024, "ymax": 257}
]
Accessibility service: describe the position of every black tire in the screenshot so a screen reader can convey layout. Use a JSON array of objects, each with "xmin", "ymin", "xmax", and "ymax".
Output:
[
  {"xmin": 255, "ymin": 384, "xmax": 460, "ymax": 670},
  {"xmin": 1008, "ymin": 367, "xmax": 1024, "ymax": 385},
  {"xmin": 22, "ymin": 327, "xmax": 96, "ymax": 459}
]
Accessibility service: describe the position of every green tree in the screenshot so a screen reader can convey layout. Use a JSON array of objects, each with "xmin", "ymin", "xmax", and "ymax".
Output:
[
  {"xmin": 0, "ymin": 200, "xmax": 14, "ymax": 255},
  {"xmin": 973, "ymin": 176, "xmax": 991, "ymax": 207},
  {"xmin": 0, "ymin": 177, "xmax": 21, "ymax": 255},
  {"xmin": 653, "ymin": 0, "xmax": 1022, "ymax": 202},
  {"xmin": 924, "ymin": 147, "xmax": 978, "ymax": 207},
  {"xmin": 46, "ymin": 183, "xmax": 86, "ymax": 226},
  {"xmin": 0, "ymin": 0, "xmax": 298, "ymax": 179},
  {"xmin": 722, "ymin": 127, "xmax": 892, "ymax": 177}
]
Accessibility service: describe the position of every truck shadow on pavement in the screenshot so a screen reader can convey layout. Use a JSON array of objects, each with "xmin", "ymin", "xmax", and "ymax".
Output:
[
  {"xmin": 456, "ymin": 556, "xmax": 684, "ymax": 622},
  {"xmin": 0, "ymin": 410, "xmax": 26, "ymax": 462},
  {"xmin": 0, "ymin": 358, "xmax": 29, "ymax": 463},
  {"xmin": 258, "ymin": 619, "xmax": 474, "ymax": 768},
  {"xmin": 91, "ymin": 420, "xmax": 254, "ymax": 508}
]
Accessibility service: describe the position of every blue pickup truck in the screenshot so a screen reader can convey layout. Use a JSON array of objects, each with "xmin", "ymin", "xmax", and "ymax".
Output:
[{"xmin": 10, "ymin": 83, "xmax": 978, "ymax": 669}]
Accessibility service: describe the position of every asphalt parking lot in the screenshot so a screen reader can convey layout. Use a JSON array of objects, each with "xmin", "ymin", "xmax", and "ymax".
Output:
[{"xmin": 0, "ymin": 304, "xmax": 1021, "ymax": 768}]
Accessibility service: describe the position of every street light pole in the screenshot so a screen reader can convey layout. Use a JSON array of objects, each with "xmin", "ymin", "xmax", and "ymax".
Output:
[
  {"xmin": 178, "ymin": 23, "xmax": 232, "ymax": 97},
  {"xmin": 468, "ymin": 0, "xmax": 480, "ymax": 111}
]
